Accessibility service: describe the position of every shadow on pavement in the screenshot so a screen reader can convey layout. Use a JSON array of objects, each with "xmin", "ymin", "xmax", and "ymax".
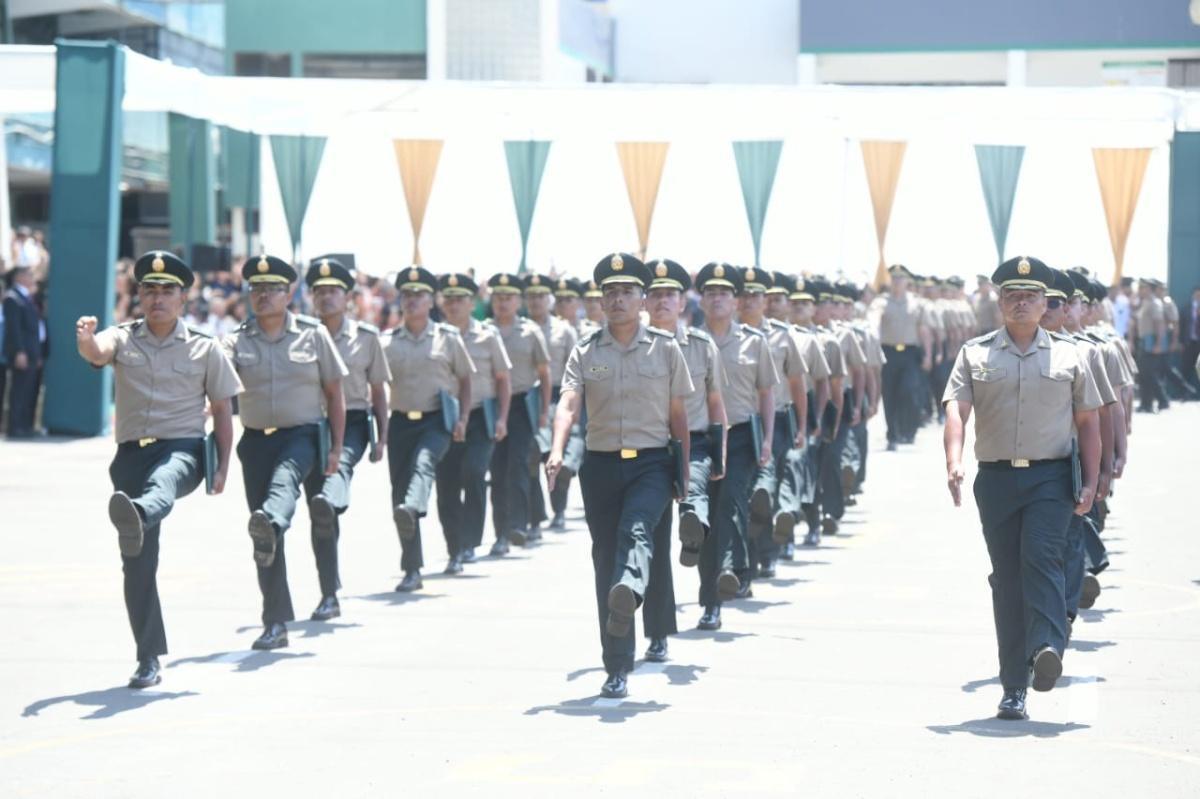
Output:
[
  {"xmin": 351, "ymin": 591, "xmax": 446, "ymax": 607},
  {"xmin": 524, "ymin": 697, "xmax": 669, "ymax": 724},
  {"xmin": 1079, "ymin": 608, "xmax": 1121, "ymax": 623},
  {"xmin": 759, "ymin": 577, "xmax": 809, "ymax": 588},
  {"xmin": 778, "ymin": 559, "xmax": 831, "ymax": 568},
  {"xmin": 635, "ymin": 662, "xmax": 709, "ymax": 686},
  {"xmin": 168, "ymin": 650, "xmax": 316, "ymax": 672},
  {"xmin": 961, "ymin": 674, "xmax": 1106, "ymax": 693},
  {"xmin": 724, "ymin": 599, "xmax": 790, "ymax": 614},
  {"xmin": 423, "ymin": 572, "xmax": 490, "ymax": 582},
  {"xmin": 674, "ymin": 628, "xmax": 757, "ymax": 644},
  {"xmin": 1068, "ymin": 639, "xmax": 1116, "ymax": 653},
  {"xmin": 22, "ymin": 687, "xmax": 198, "ymax": 720},
  {"xmin": 928, "ymin": 718, "xmax": 1091, "ymax": 738},
  {"xmin": 233, "ymin": 621, "xmax": 362, "ymax": 638}
]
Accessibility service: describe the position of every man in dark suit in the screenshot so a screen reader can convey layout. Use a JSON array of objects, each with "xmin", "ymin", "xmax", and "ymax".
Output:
[
  {"xmin": 1182, "ymin": 286, "xmax": 1200, "ymax": 394},
  {"xmin": 3, "ymin": 266, "xmax": 46, "ymax": 437}
]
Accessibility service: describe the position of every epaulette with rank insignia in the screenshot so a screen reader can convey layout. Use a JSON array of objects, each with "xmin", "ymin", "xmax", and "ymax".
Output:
[
  {"xmin": 294, "ymin": 314, "xmax": 320, "ymax": 327},
  {"xmin": 686, "ymin": 327, "xmax": 713, "ymax": 344},
  {"xmin": 184, "ymin": 324, "xmax": 213, "ymax": 338},
  {"xmin": 767, "ymin": 318, "xmax": 790, "ymax": 331},
  {"xmin": 1048, "ymin": 330, "xmax": 1074, "ymax": 343},
  {"xmin": 120, "ymin": 319, "xmax": 142, "ymax": 331},
  {"xmin": 581, "ymin": 329, "xmax": 603, "ymax": 346},
  {"xmin": 646, "ymin": 327, "xmax": 672, "ymax": 338},
  {"xmin": 741, "ymin": 324, "xmax": 767, "ymax": 338},
  {"xmin": 966, "ymin": 330, "xmax": 999, "ymax": 346},
  {"xmin": 356, "ymin": 321, "xmax": 380, "ymax": 336},
  {"xmin": 437, "ymin": 321, "xmax": 460, "ymax": 335}
]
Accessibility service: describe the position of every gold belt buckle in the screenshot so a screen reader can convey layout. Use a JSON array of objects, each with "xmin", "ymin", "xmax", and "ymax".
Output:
[
  {"xmin": 264, "ymin": 427, "xmax": 277, "ymax": 436},
  {"xmin": 620, "ymin": 448, "xmax": 638, "ymax": 460},
  {"xmin": 895, "ymin": 344, "xmax": 906, "ymax": 352},
  {"xmin": 406, "ymin": 411, "xmax": 423, "ymax": 421},
  {"xmin": 1012, "ymin": 458, "xmax": 1030, "ymax": 468},
  {"xmin": 138, "ymin": 437, "xmax": 157, "ymax": 448}
]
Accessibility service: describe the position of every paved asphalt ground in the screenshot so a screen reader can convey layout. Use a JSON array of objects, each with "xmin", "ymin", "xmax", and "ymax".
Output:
[{"xmin": 2, "ymin": 407, "xmax": 1198, "ymax": 797}]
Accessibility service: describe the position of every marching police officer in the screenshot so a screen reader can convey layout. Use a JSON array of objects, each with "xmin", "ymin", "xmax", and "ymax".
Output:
[
  {"xmin": 486, "ymin": 272, "xmax": 551, "ymax": 553},
  {"xmin": 546, "ymin": 252, "xmax": 693, "ymax": 698},
  {"xmin": 548, "ymin": 277, "xmax": 589, "ymax": 524},
  {"xmin": 76, "ymin": 251, "xmax": 242, "ymax": 688},
  {"xmin": 944, "ymin": 256, "xmax": 1101, "ymax": 721},
  {"xmin": 434, "ymin": 271, "xmax": 512, "ymax": 571},
  {"xmin": 644, "ymin": 257, "xmax": 728, "ymax": 662},
  {"xmin": 304, "ymin": 257, "xmax": 391, "ymax": 620},
  {"xmin": 580, "ymin": 279, "xmax": 606, "ymax": 336},
  {"xmin": 870, "ymin": 265, "xmax": 933, "ymax": 450},
  {"xmin": 224, "ymin": 254, "xmax": 348, "ymax": 651},
  {"xmin": 694, "ymin": 262, "xmax": 778, "ymax": 629},
  {"xmin": 382, "ymin": 266, "xmax": 475, "ymax": 592}
]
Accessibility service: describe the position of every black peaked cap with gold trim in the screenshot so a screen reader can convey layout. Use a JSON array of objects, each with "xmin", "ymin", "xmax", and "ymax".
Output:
[
  {"xmin": 523, "ymin": 273, "xmax": 553, "ymax": 294},
  {"xmin": 305, "ymin": 256, "xmax": 354, "ymax": 291},
  {"xmin": 1045, "ymin": 268, "xmax": 1075, "ymax": 300},
  {"xmin": 740, "ymin": 266, "xmax": 773, "ymax": 293},
  {"xmin": 790, "ymin": 275, "xmax": 815, "ymax": 302},
  {"xmin": 135, "ymin": 250, "xmax": 194, "ymax": 289},
  {"xmin": 695, "ymin": 261, "xmax": 744, "ymax": 294},
  {"xmin": 247, "ymin": 254, "xmax": 297, "ymax": 285},
  {"xmin": 767, "ymin": 271, "xmax": 793, "ymax": 295},
  {"xmin": 395, "ymin": 265, "xmax": 437, "ymax": 293},
  {"xmin": 488, "ymin": 272, "xmax": 522, "ymax": 295},
  {"xmin": 646, "ymin": 258, "xmax": 691, "ymax": 292},
  {"xmin": 583, "ymin": 279, "xmax": 603, "ymax": 298},
  {"xmin": 439, "ymin": 272, "xmax": 478, "ymax": 297},
  {"xmin": 553, "ymin": 276, "xmax": 585, "ymax": 297},
  {"xmin": 593, "ymin": 252, "xmax": 650, "ymax": 289},
  {"xmin": 992, "ymin": 256, "xmax": 1052, "ymax": 292}
]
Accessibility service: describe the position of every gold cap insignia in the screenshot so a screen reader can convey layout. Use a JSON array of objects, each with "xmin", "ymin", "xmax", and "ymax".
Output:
[
  {"xmin": 746, "ymin": 268, "xmax": 756, "ymax": 282},
  {"xmin": 409, "ymin": 268, "xmax": 420, "ymax": 281},
  {"xmin": 796, "ymin": 278, "xmax": 805, "ymax": 290},
  {"xmin": 714, "ymin": 264, "xmax": 726, "ymax": 279},
  {"xmin": 1018, "ymin": 257, "xmax": 1031, "ymax": 276},
  {"xmin": 257, "ymin": 257, "xmax": 270, "ymax": 274},
  {"xmin": 611, "ymin": 254, "xmax": 624, "ymax": 271},
  {"xmin": 558, "ymin": 278, "xmax": 567, "ymax": 290},
  {"xmin": 500, "ymin": 274, "xmax": 510, "ymax": 286},
  {"xmin": 319, "ymin": 260, "xmax": 331, "ymax": 277},
  {"xmin": 448, "ymin": 275, "xmax": 459, "ymax": 287},
  {"xmin": 151, "ymin": 254, "xmax": 165, "ymax": 273},
  {"xmin": 655, "ymin": 262, "xmax": 668, "ymax": 278},
  {"xmin": 531, "ymin": 275, "xmax": 540, "ymax": 285}
]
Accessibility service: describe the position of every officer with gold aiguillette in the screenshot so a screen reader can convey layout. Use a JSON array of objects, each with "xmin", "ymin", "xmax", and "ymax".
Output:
[
  {"xmin": 546, "ymin": 253, "xmax": 693, "ymax": 699},
  {"xmin": 223, "ymin": 254, "xmax": 348, "ymax": 651},
  {"xmin": 943, "ymin": 256, "xmax": 1102, "ymax": 722},
  {"xmin": 76, "ymin": 251, "xmax": 242, "ymax": 689}
]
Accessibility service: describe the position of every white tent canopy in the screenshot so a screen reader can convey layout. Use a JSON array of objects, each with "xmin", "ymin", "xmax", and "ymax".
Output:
[{"xmin": 4, "ymin": 43, "xmax": 1199, "ymax": 282}]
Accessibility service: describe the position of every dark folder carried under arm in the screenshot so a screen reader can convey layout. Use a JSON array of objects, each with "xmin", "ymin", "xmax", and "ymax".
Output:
[
  {"xmin": 482, "ymin": 397, "xmax": 499, "ymax": 440},
  {"xmin": 667, "ymin": 438, "xmax": 686, "ymax": 498},
  {"xmin": 438, "ymin": 389, "xmax": 460, "ymax": 436},
  {"xmin": 204, "ymin": 432, "xmax": 218, "ymax": 494},
  {"xmin": 1070, "ymin": 438, "xmax": 1082, "ymax": 503},
  {"xmin": 749, "ymin": 413, "xmax": 764, "ymax": 461},
  {"xmin": 707, "ymin": 422, "xmax": 725, "ymax": 479}
]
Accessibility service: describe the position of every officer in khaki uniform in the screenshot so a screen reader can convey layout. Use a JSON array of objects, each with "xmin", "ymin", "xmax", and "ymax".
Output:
[
  {"xmin": 304, "ymin": 257, "xmax": 391, "ymax": 621},
  {"xmin": 944, "ymin": 256, "xmax": 1102, "ymax": 722},
  {"xmin": 737, "ymin": 267, "xmax": 807, "ymax": 580},
  {"xmin": 525, "ymin": 273, "xmax": 579, "ymax": 534},
  {"xmin": 486, "ymin": 272, "xmax": 551, "ymax": 552},
  {"xmin": 549, "ymin": 277, "xmax": 589, "ymax": 522},
  {"xmin": 870, "ymin": 264, "xmax": 933, "ymax": 449},
  {"xmin": 644, "ymin": 258, "xmax": 728, "ymax": 663},
  {"xmin": 382, "ymin": 266, "xmax": 475, "ymax": 592},
  {"xmin": 547, "ymin": 252, "xmax": 693, "ymax": 699},
  {"xmin": 695, "ymin": 262, "xmax": 779, "ymax": 629},
  {"xmin": 76, "ymin": 251, "xmax": 242, "ymax": 688},
  {"xmin": 840, "ymin": 283, "xmax": 884, "ymax": 501},
  {"xmin": 434, "ymin": 272, "xmax": 512, "ymax": 572},
  {"xmin": 223, "ymin": 255, "xmax": 348, "ymax": 651},
  {"xmin": 580, "ymin": 279, "xmax": 606, "ymax": 337}
]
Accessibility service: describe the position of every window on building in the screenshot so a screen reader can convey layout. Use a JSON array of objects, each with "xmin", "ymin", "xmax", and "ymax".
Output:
[
  {"xmin": 234, "ymin": 52, "xmax": 292, "ymax": 77},
  {"xmin": 301, "ymin": 53, "xmax": 427, "ymax": 80}
]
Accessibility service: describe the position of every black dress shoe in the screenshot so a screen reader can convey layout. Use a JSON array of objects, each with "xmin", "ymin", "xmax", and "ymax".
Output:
[
  {"xmin": 644, "ymin": 638, "xmax": 668, "ymax": 663},
  {"xmin": 734, "ymin": 580, "xmax": 754, "ymax": 600},
  {"xmin": 109, "ymin": 491, "xmax": 145, "ymax": 558},
  {"xmin": 678, "ymin": 510, "xmax": 704, "ymax": 568},
  {"xmin": 128, "ymin": 657, "xmax": 161, "ymax": 689},
  {"xmin": 697, "ymin": 605, "xmax": 722, "ymax": 631},
  {"xmin": 489, "ymin": 538, "xmax": 510, "ymax": 557},
  {"xmin": 716, "ymin": 570, "xmax": 740, "ymax": 602},
  {"xmin": 526, "ymin": 524, "xmax": 543, "ymax": 543},
  {"xmin": 444, "ymin": 555, "xmax": 464, "ymax": 575},
  {"xmin": 1031, "ymin": 646, "xmax": 1062, "ymax": 692},
  {"xmin": 310, "ymin": 595, "xmax": 341, "ymax": 621},
  {"xmin": 310, "ymin": 494, "xmax": 337, "ymax": 540},
  {"xmin": 780, "ymin": 541, "xmax": 795, "ymax": 561},
  {"xmin": 1080, "ymin": 574, "xmax": 1101, "ymax": 609},
  {"xmin": 886, "ymin": 440, "xmax": 897, "ymax": 452},
  {"xmin": 759, "ymin": 560, "xmax": 776, "ymax": 579},
  {"xmin": 803, "ymin": 529, "xmax": 821, "ymax": 547},
  {"xmin": 248, "ymin": 510, "xmax": 277, "ymax": 567},
  {"xmin": 750, "ymin": 487, "xmax": 772, "ymax": 523},
  {"xmin": 996, "ymin": 688, "xmax": 1028, "ymax": 720},
  {"xmin": 393, "ymin": 505, "xmax": 418, "ymax": 542},
  {"xmin": 507, "ymin": 527, "xmax": 529, "ymax": 547},
  {"xmin": 460, "ymin": 548, "xmax": 478, "ymax": 564},
  {"xmin": 606, "ymin": 584, "xmax": 638, "ymax": 637},
  {"xmin": 549, "ymin": 512, "xmax": 567, "ymax": 531},
  {"xmin": 600, "ymin": 671, "xmax": 628, "ymax": 699},
  {"xmin": 252, "ymin": 622, "xmax": 288, "ymax": 650},
  {"xmin": 395, "ymin": 570, "xmax": 423, "ymax": 593},
  {"xmin": 821, "ymin": 515, "xmax": 839, "ymax": 535},
  {"xmin": 771, "ymin": 510, "xmax": 795, "ymax": 546}
]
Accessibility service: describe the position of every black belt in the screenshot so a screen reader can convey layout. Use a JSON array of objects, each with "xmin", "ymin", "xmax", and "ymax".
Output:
[
  {"xmin": 587, "ymin": 446, "xmax": 668, "ymax": 460},
  {"xmin": 688, "ymin": 430, "xmax": 709, "ymax": 441},
  {"xmin": 978, "ymin": 457, "xmax": 1069, "ymax": 471},
  {"xmin": 345, "ymin": 409, "xmax": 370, "ymax": 422},
  {"xmin": 244, "ymin": 423, "xmax": 316, "ymax": 437},
  {"xmin": 117, "ymin": 436, "xmax": 200, "ymax": 450},
  {"xmin": 882, "ymin": 344, "xmax": 918, "ymax": 352}
]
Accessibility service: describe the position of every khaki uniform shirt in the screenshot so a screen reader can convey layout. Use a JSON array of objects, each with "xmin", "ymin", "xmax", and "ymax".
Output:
[
  {"xmin": 703, "ymin": 323, "xmax": 780, "ymax": 426},
  {"xmin": 807, "ymin": 325, "xmax": 845, "ymax": 380},
  {"xmin": 1135, "ymin": 297, "xmax": 1165, "ymax": 337},
  {"xmin": 830, "ymin": 323, "xmax": 867, "ymax": 389},
  {"xmin": 944, "ymin": 327, "xmax": 1102, "ymax": 462},
  {"xmin": 1164, "ymin": 296, "xmax": 1179, "ymax": 330},
  {"xmin": 329, "ymin": 318, "xmax": 390, "ymax": 411},
  {"xmin": 535, "ymin": 315, "xmax": 578, "ymax": 389},
  {"xmin": 383, "ymin": 320, "xmax": 475, "ymax": 413},
  {"xmin": 853, "ymin": 321, "xmax": 886, "ymax": 368},
  {"xmin": 1072, "ymin": 335, "xmax": 1118, "ymax": 406},
  {"xmin": 96, "ymin": 319, "xmax": 243, "ymax": 444},
  {"xmin": 758, "ymin": 318, "xmax": 807, "ymax": 412},
  {"xmin": 871, "ymin": 293, "xmax": 929, "ymax": 346},
  {"xmin": 794, "ymin": 326, "xmax": 832, "ymax": 381},
  {"xmin": 223, "ymin": 313, "xmax": 347, "ymax": 430},
  {"xmin": 973, "ymin": 293, "xmax": 1002, "ymax": 334},
  {"xmin": 561, "ymin": 323, "xmax": 693, "ymax": 451},
  {"xmin": 665, "ymin": 322, "xmax": 724, "ymax": 432},
  {"xmin": 459, "ymin": 318, "xmax": 512, "ymax": 409},
  {"xmin": 494, "ymin": 318, "xmax": 550, "ymax": 394}
]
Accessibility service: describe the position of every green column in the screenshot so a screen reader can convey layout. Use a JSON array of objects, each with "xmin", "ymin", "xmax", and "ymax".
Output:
[
  {"xmin": 974, "ymin": 145, "xmax": 1025, "ymax": 265},
  {"xmin": 168, "ymin": 112, "xmax": 216, "ymax": 263},
  {"xmin": 504, "ymin": 140, "xmax": 551, "ymax": 273},
  {"xmin": 44, "ymin": 41, "xmax": 125, "ymax": 437},
  {"xmin": 732, "ymin": 140, "xmax": 784, "ymax": 268},
  {"xmin": 1169, "ymin": 132, "xmax": 1200, "ymax": 312}
]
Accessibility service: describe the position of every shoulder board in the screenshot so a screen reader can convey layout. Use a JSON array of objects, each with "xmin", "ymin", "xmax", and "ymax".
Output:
[
  {"xmin": 237, "ymin": 319, "xmax": 253, "ymax": 332},
  {"xmin": 119, "ymin": 320, "xmax": 141, "ymax": 331},
  {"xmin": 966, "ymin": 330, "xmax": 999, "ymax": 346},
  {"xmin": 581, "ymin": 329, "xmax": 603, "ymax": 346},
  {"xmin": 646, "ymin": 327, "xmax": 672, "ymax": 338},
  {"xmin": 294, "ymin": 314, "xmax": 320, "ymax": 327},
  {"xmin": 740, "ymin": 324, "xmax": 766, "ymax": 338},
  {"xmin": 356, "ymin": 322, "xmax": 380, "ymax": 336},
  {"xmin": 767, "ymin": 318, "xmax": 789, "ymax": 331},
  {"xmin": 1085, "ymin": 332, "xmax": 1105, "ymax": 344},
  {"xmin": 184, "ymin": 324, "xmax": 212, "ymax": 339},
  {"xmin": 1049, "ymin": 331, "xmax": 1074, "ymax": 343},
  {"xmin": 686, "ymin": 327, "xmax": 713, "ymax": 344},
  {"xmin": 437, "ymin": 322, "xmax": 461, "ymax": 335}
]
